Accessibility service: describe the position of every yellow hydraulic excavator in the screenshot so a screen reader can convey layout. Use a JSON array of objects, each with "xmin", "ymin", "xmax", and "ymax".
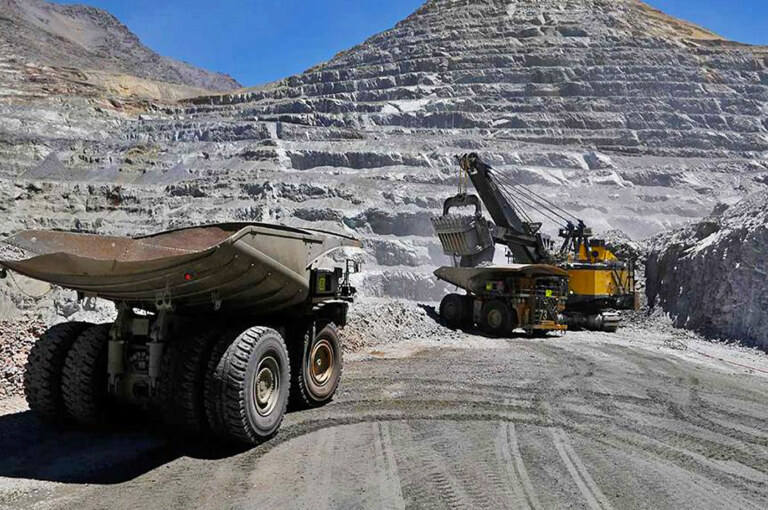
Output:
[{"xmin": 431, "ymin": 153, "xmax": 637, "ymax": 334}]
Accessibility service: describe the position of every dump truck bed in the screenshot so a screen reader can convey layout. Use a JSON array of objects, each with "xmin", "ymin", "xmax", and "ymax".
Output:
[
  {"xmin": 0, "ymin": 223, "xmax": 360, "ymax": 315},
  {"xmin": 435, "ymin": 264, "xmax": 569, "ymax": 295}
]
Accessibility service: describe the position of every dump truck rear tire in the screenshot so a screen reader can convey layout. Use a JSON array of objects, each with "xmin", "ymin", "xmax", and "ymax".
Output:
[
  {"xmin": 440, "ymin": 294, "xmax": 470, "ymax": 329},
  {"xmin": 480, "ymin": 300, "xmax": 513, "ymax": 337},
  {"xmin": 61, "ymin": 324, "xmax": 111, "ymax": 426},
  {"xmin": 204, "ymin": 333, "xmax": 236, "ymax": 438},
  {"xmin": 158, "ymin": 326, "xmax": 220, "ymax": 435},
  {"xmin": 24, "ymin": 321, "xmax": 91, "ymax": 422},
  {"xmin": 291, "ymin": 322, "xmax": 342, "ymax": 409},
  {"xmin": 208, "ymin": 326, "xmax": 290, "ymax": 445}
]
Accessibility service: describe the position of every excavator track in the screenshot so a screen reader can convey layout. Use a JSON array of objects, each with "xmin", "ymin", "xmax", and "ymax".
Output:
[{"xmin": 565, "ymin": 311, "xmax": 621, "ymax": 333}]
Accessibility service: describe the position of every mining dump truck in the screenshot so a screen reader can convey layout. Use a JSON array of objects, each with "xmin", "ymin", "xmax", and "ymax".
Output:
[
  {"xmin": 435, "ymin": 264, "xmax": 569, "ymax": 336},
  {"xmin": 431, "ymin": 199, "xmax": 570, "ymax": 336},
  {"xmin": 0, "ymin": 223, "xmax": 360, "ymax": 445},
  {"xmin": 432, "ymin": 153, "xmax": 637, "ymax": 335}
]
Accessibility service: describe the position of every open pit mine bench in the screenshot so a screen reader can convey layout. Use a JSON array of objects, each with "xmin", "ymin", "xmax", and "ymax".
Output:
[{"xmin": 0, "ymin": 223, "xmax": 360, "ymax": 445}]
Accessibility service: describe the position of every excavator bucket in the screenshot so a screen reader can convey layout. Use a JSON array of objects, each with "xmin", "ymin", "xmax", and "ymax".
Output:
[
  {"xmin": 431, "ymin": 193, "xmax": 494, "ymax": 262},
  {"xmin": 431, "ymin": 214, "xmax": 494, "ymax": 257}
]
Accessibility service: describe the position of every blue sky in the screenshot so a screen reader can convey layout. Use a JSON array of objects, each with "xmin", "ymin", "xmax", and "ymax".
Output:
[{"xmin": 56, "ymin": 0, "xmax": 768, "ymax": 87}]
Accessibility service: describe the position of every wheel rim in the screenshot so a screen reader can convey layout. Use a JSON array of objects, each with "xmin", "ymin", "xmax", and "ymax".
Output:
[
  {"xmin": 487, "ymin": 309, "xmax": 503, "ymax": 329},
  {"xmin": 309, "ymin": 339, "xmax": 334, "ymax": 386},
  {"xmin": 252, "ymin": 354, "xmax": 281, "ymax": 417}
]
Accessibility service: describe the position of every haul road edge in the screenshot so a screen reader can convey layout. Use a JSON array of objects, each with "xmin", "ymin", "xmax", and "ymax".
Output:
[{"xmin": 1, "ymin": 222, "xmax": 361, "ymax": 445}]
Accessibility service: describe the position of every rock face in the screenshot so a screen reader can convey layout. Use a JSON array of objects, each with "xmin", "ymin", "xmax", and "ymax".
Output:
[
  {"xmin": 646, "ymin": 192, "xmax": 768, "ymax": 349},
  {"xmin": 3, "ymin": 0, "xmax": 768, "ymax": 315},
  {"xmin": 0, "ymin": 0, "xmax": 240, "ymax": 92}
]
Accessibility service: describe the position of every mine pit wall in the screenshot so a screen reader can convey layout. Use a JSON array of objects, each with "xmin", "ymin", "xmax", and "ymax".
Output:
[
  {"xmin": 646, "ymin": 193, "xmax": 768, "ymax": 350},
  {"xmin": 0, "ymin": 152, "xmax": 760, "ymax": 318},
  {"xmin": 6, "ymin": 0, "xmax": 768, "ymax": 312}
]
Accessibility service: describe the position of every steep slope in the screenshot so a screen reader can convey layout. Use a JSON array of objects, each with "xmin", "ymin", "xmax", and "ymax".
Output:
[
  {"xmin": 646, "ymin": 192, "xmax": 768, "ymax": 349},
  {"xmin": 0, "ymin": 0, "xmax": 240, "ymax": 91},
  {"xmin": 3, "ymin": 0, "xmax": 768, "ymax": 314}
]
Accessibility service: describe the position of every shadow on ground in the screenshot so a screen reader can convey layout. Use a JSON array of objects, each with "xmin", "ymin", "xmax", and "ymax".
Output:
[
  {"xmin": 0, "ymin": 410, "xmax": 248, "ymax": 484},
  {"xmin": 417, "ymin": 302, "xmax": 551, "ymax": 339},
  {"xmin": 418, "ymin": 303, "xmax": 441, "ymax": 323}
]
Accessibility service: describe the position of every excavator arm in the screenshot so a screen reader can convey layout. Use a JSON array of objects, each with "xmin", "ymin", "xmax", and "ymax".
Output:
[{"xmin": 457, "ymin": 153, "xmax": 552, "ymax": 265}]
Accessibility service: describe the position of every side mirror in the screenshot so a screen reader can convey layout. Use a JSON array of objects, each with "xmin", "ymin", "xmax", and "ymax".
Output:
[
  {"xmin": 346, "ymin": 259, "xmax": 362, "ymax": 274},
  {"xmin": 340, "ymin": 259, "xmax": 361, "ymax": 299}
]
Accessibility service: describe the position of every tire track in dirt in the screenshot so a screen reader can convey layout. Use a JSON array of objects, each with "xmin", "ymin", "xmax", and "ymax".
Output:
[
  {"xmin": 412, "ymin": 421, "xmax": 518, "ymax": 509},
  {"xmin": 613, "ymin": 387, "xmax": 768, "ymax": 481},
  {"xmin": 372, "ymin": 422, "xmax": 405, "ymax": 510},
  {"xmin": 392, "ymin": 422, "xmax": 475, "ymax": 510},
  {"xmin": 582, "ymin": 425, "xmax": 767, "ymax": 510},
  {"xmin": 551, "ymin": 428, "xmax": 616, "ymax": 510},
  {"xmin": 703, "ymin": 414, "xmax": 768, "ymax": 455},
  {"xmin": 298, "ymin": 426, "xmax": 337, "ymax": 509},
  {"xmin": 687, "ymin": 409, "xmax": 768, "ymax": 468},
  {"xmin": 497, "ymin": 421, "xmax": 541, "ymax": 510},
  {"xmin": 623, "ymin": 424, "xmax": 768, "ymax": 483},
  {"xmin": 411, "ymin": 422, "xmax": 494, "ymax": 509}
]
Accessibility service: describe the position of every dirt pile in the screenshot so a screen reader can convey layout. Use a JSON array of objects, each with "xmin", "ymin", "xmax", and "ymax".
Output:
[
  {"xmin": 342, "ymin": 298, "xmax": 463, "ymax": 351},
  {"xmin": 0, "ymin": 316, "xmax": 44, "ymax": 399},
  {"xmin": 646, "ymin": 191, "xmax": 768, "ymax": 349}
]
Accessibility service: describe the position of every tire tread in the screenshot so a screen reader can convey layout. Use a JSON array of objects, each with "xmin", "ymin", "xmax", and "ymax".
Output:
[
  {"xmin": 290, "ymin": 322, "xmax": 342, "ymax": 410},
  {"xmin": 61, "ymin": 324, "xmax": 111, "ymax": 425},
  {"xmin": 24, "ymin": 321, "xmax": 90, "ymax": 421},
  {"xmin": 209, "ymin": 327, "xmax": 290, "ymax": 445},
  {"xmin": 158, "ymin": 326, "xmax": 220, "ymax": 434}
]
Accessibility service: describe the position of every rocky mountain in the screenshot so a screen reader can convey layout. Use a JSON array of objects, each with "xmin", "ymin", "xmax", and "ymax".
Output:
[
  {"xmin": 0, "ymin": 0, "xmax": 240, "ymax": 92},
  {"xmin": 3, "ymin": 0, "xmax": 768, "ymax": 319},
  {"xmin": 646, "ymin": 192, "xmax": 768, "ymax": 349}
]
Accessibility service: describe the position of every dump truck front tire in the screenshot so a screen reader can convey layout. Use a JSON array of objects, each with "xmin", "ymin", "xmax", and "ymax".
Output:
[
  {"xmin": 61, "ymin": 324, "xmax": 111, "ymax": 426},
  {"xmin": 208, "ymin": 326, "xmax": 290, "ymax": 445},
  {"xmin": 24, "ymin": 321, "xmax": 91, "ymax": 422},
  {"xmin": 291, "ymin": 322, "xmax": 342, "ymax": 409}
]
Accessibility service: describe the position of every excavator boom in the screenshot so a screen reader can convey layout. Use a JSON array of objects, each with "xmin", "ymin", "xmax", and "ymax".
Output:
[{"xmin": 457, "ymin": 154, "xmax": 551, "ymax": 265}]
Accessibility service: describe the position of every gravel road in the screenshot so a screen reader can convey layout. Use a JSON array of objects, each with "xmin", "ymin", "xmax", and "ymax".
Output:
[{"xmin": 1, "ymin": 304, "xmax": 767, "ymax": 510}]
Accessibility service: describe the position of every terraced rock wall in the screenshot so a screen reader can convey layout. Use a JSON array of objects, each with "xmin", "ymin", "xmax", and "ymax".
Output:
[{"xmin": 3, "ymin": 0, "xmax": 768, "ymax": 321}]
